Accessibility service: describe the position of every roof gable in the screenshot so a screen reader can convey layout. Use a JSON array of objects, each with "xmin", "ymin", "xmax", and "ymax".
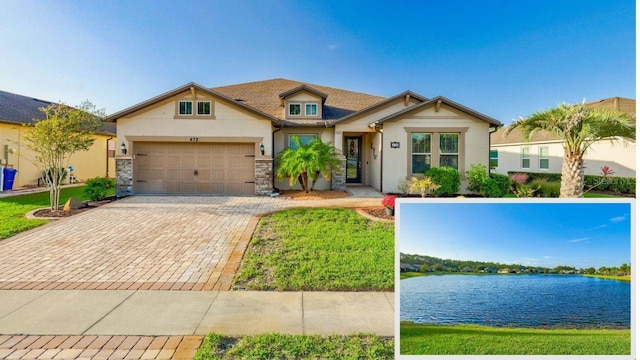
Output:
[
  {"xmin": 106, "ymin": 82, "xmax": 281, "ymax": 125},
  {"xmin": 212, "ymin": 78, "xmax": 386, "ymax": 121},
  {"xmin": 372, "ymin": 96, "xmax": 502, "ymax": 126},
  {"xmin": 278, "ymin": 85, "xmax": 328, "ymax": 102},
  {"xmin": 334, "ymin": 90, "xmax": 428, "ymax": 125}
]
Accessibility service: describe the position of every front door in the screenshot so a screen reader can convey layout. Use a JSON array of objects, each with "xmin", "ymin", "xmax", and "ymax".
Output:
[{"xmin": 345, "ymin": 136, "xmax": 362, "ymax": 183}]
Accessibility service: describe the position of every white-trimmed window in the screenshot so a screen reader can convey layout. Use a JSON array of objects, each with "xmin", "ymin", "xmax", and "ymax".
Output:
[
  {"xmin": 521, "ymin": 147, "xmax": 530, "ymax": 169},
  {"xmin": 288, "ymin": 134, "xmax": 318, "ymax": 149},
  {"xmin": 490, "ymin": 149, "xmax": 498, "ymax": 168},
  {"xmin": 179, "ymin": 101, "xmax": 193, "ymax": 115},
  {"xmin": 305, "ymin": 103, "xmax": 318, "ymax": 116},
  {"xmin": 439, "ymin": 133, "xmax": 459, "ymax": 169},
  {"xmin": 411, "ymin": 133, "xmax": 432, "ymax": 174},
  {"xmin": 288, "ymin": 103, "xmax": 301, "ymax": 116},
  {"xmin": 539, "ymin": 147, "xmax": 549, "ymax": 170},
  {"xmin": 197, "ymin": 101, "xmax": 211, "ymax": 115}
]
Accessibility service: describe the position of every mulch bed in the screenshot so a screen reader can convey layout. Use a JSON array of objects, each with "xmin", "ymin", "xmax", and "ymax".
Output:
[
  {"xmin": 359, "ymin": 207, "xmax": 394, "ymax": 221},
  {"xmin": 279, "ymin": 190, "xmax": 350, "ymax": 200},
  {"xmin": 32, "ymin": 198, "xmax": 116, "ymax": 218}
]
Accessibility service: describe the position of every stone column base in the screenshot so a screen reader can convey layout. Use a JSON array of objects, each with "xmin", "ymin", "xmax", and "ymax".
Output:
[
  {"xmin": 255, "ymin": 159, "xmax": 274, "ymax": 195},
  {"xmin": 115, "ymin": 158, "xmax": 133, "ymax": 198},
  {"xmin": 331, "ymin": 156, "xmax": 346, "ymax": 191}
]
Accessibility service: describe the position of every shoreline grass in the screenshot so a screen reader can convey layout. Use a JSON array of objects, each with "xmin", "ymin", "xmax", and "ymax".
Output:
[
  {"xmin": 233, "ymin": 208, "xmax": 394, "ymax": 291},
  {"xmin": 400, "ymin": 322, "xmax": 630, "ymax": 355},
  {"xmin": 584, "ymin": 274, "xmax": 630, "ymax": 282},
  {"xmin": 194, "ymin": 333, "xmax": 394, "ymax": 359}
]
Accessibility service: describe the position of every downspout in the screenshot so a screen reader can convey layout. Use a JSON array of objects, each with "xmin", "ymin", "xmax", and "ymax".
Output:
[
  {"xmin": 375, "ymin": 125, "xmax": 384, "ymax": 193},
  {"xmin": 272, "ymin": 124, "xmax": 283, "ymax": 193},
  {"xmin": 106, "ymin": 137, "xmax": 113, "ymax": 177}
]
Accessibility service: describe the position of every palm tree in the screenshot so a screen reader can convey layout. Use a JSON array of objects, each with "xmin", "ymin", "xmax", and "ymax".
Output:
[
  {"xmin": 506, "ymin": 102, "xmax": 635, "ymax": 197},
  {"xmin": 276, "ymin": 136, "xmax": 342, "ymax": 193}
]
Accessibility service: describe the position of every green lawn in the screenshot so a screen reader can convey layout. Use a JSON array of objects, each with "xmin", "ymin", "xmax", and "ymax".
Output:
[
  {"xmin": 0, "ymin": 186, "xmax": 111, "ymax": 240},
  {"xmin": 400, "ymin": 322, "xmax": 630, "ymax": 355},
  {"xmin": 233, "ymin": 208, "xmax": 394, "ymax": 291},
  {"xmin": 400, "ymin": 271, "xmax": 424, "ymax": 280},
  {"xmin": 194, "ymin": 333, "xmax": 393, "ymax": 360}
]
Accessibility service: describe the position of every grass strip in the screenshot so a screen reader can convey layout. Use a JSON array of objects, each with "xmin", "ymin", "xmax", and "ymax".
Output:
[
  {"xmin": 583, "ymin": 274, "xmax": 630, "ymax": 282},
  {"xmin": 400, "ymin": 322, "xmax": 630, "ymax": 355},
  {"xmin": 0, "ymin": 186, "xmax": 112, "ymax": 240},
  {"xmin": 193, "ymin": 333, "xmax": 393, "ymax": 360},
  {"xmin": 233, "ymin": 208, "xmax": 394, "ymax": 291}
]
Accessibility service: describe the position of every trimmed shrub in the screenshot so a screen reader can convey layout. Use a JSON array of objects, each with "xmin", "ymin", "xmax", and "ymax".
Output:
[
  {"xmin": 466, "ymin": 164, "xmax": 507, "ymax": 198},
  {"xmin": 530, "ymin": 179, "xmax": 560, "ymax": 198},
  {"xmin": 490, "ymin": 173, "xmax": 511, "ymax": 197},
  {"xmin": 507, "ymin": 171, "xmax": 562, "ymax": 183},
  {"xmin": 425, "ymin": 166, "xmax": 460, "ymax": 196},
  {"xmin": 83, "ymin": 177, "xmax": 115, "ymax": 201},
  {"xmin": 585, "ymin": 175, "xmax": 636, "ymax": 194}
]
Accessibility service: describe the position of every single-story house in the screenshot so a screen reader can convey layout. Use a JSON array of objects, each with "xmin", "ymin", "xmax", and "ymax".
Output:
[
  {"xmin": 107, "ymin": 79, "xmax": 502, "ymax": 196},
  {"xmin": 491, "ymin": 97, "xmax": 636, "ymax": 178},
  {"xmin": 0, "ymin": 90, "xmax": 117, "ymax": 189}
]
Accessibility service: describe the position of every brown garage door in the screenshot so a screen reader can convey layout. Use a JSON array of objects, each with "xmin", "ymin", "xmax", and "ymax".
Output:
[{"xmin": 133, "ymin": 142, "xmax": 255, "ymax": 195}]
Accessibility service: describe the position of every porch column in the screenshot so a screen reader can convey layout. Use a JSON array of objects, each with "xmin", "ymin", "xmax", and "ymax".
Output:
[
  {"xmin": 255, "ymin": 158, "xmax": 273, "ymax": 195},
  {"xmin": 331, "ymin": 155, "xmax": 347, "ymax": 191}
]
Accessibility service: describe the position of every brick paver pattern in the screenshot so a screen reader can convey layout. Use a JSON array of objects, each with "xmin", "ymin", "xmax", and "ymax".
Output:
[
  {"xmin": 0, "ymin": 191, "xmax": 381, "ymax": 292},
  {"xmin": 0, "ymin": 335, "xmax": 203, "ymax": 359}
]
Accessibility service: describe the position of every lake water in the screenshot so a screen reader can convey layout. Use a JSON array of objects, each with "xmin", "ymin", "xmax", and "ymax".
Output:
[{"xmin": 400, "ymin": 274, "xmax": 630, "ymax": 328}]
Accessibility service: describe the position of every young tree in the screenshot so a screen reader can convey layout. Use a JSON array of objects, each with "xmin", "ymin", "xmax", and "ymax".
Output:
[
  {"xmin": 22, "ymin": 101, "xmax": 104, "ymax": 210},
  {"xmin": 506, "ymin": 102, "xmax": 635, "ymax": 197},
  {"xmin": 276, "ymin": 136, "xmax": 341, "ymax": 193}
]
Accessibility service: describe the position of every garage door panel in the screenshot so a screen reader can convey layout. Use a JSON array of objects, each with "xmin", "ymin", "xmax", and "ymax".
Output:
[{"xmin": 133, "ymin": 142, "xmax": 256, "ymax": 195}]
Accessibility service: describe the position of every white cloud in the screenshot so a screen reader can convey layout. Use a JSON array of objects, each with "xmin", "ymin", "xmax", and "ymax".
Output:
[
  {"xmin": 543, "ymin": 255, "xmax": 552, "ymax": 259},
  {"xmin": 610, "ymin": 216, "xmax": 626, "ymax": 223},
  {"xmin": 328, "ymin": 44, "xmax": 340, "ymax": 50},
  {"xmin": 568, "ymin": 237, "xmax": 589, "ymax": 243},
  {"xmin": 589, "ymin": 224, "xmax": 607, "ymax": 230}
]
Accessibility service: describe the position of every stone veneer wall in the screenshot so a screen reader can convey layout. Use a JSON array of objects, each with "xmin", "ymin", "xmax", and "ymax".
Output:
[
  {"xmin": 255, "ymin": 159, "xmax": 273, "ymax": 195},
  {"xmin": 115, "ymin": 158, "xmax": 133, "ymax": 198},
  {"xmin": 331, "ymin": 155, "xmax": 346, "ymax": 191}
]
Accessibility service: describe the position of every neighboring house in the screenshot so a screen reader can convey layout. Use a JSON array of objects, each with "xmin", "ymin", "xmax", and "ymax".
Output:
[
  {"xmin": 0, "ymin": 90, "xmax": 117, "ymax": 189},
  {"xmin": 400, "ymin": 263, "xmax": 421, "ymax": 272},
  {"xmin": 107, "ymin": 79, "xmax": 502, "ymax": 196},
  {"xmin": 491, "ymin": 97, "xmax": 636, "ymax": 178}
]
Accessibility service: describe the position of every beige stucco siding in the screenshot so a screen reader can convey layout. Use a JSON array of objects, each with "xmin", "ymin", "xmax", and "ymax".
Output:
[
  {"xmin": 0, "ymin": 122, "xmax": 114, "ymax": 188},
  {"xmin": 116, "ymin": 92, "xmax": 273, "ymax": 159},
  {"xmin": 273, "ymin": 127, "xmax": 334, "ymax": 190},
  {"xmin": 492, "ymin": 138, "xmax": 636, "ymax": 178},
  {"xmin": 381, "ymin": 105, "xmax": 491, "ymax": 193}
]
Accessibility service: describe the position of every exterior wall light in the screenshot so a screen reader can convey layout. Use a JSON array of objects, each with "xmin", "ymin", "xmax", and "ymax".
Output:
[
  {"xmin": 260, "ymin": 143, "xmax": 265, "ymax": 156},
  {"xmin": 121, "ymin": 142, "xmax": 128, "ymax": 155}
]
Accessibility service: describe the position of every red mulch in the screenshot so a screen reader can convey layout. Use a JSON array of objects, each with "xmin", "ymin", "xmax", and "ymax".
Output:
[
  {"xmin": 360, "ymin": 207, "xmax": 394, "ymax": 221},
  {"xmin": 32, "ymin": 198, "xmax": 116, "ymax": 218}
]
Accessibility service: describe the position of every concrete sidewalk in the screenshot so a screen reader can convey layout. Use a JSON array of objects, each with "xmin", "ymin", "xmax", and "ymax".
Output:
[{"xmin": 0, "ymin": 290, "xmax": 394, "ymax": 337}]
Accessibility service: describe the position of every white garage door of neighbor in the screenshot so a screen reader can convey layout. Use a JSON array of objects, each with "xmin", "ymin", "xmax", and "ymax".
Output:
[{"xmin": 133, "ymin": 142, "xmax": 255, "ymax": 195}]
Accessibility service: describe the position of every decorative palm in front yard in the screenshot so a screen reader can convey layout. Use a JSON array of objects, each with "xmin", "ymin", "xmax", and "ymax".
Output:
[
  {"xmin": 506, "ymin": 102, "xmax": 635, "ymax": 197},
  {"xmin": 276, "ymin": 136, "xmax": 342, "ymax": 193}
]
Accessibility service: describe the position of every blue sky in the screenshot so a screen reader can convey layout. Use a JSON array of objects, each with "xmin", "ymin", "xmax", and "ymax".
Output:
[
  {"xmin": 1, "ymin": 0, "xmax": 634, "ymax": 123},
  {"xmin": 398, "ymin": 201, "xmax": 632, "ymax": 269}
]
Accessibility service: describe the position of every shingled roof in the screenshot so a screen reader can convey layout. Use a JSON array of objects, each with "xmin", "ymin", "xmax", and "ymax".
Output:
[
  {"xmin": 0, "ymin": 90, "xmax": 116, "ymax": 136},
  {"xmin": 211, "ymin": 78, "xmax": 387, "ymax": 121},
  {"xmin": 491, "ymin": 97, "xmax": 636, "ymax": 145}
]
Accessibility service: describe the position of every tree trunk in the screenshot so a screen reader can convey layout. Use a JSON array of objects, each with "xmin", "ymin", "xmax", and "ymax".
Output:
[
  {"xmin": 310, "ymin": 170, "xmax": 320, "ymax": 191},
  {"xmin": 560, "ymin": 150, "xmax": 584, "ymax": 198},
  {"xmin": 302, "ymin": 172, "xmax": 309, "ymax": 193}
]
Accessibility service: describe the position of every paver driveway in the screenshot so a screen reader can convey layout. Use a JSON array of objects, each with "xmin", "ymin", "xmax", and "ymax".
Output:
[{"xmin": 0, "ymin": 196, "xmax": 293, "ymax": 291}]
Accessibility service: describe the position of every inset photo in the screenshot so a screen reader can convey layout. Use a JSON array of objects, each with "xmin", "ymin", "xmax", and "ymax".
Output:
[{"xmin": 397, "ymin": 199, "xmax": 634, "ymax": 358}]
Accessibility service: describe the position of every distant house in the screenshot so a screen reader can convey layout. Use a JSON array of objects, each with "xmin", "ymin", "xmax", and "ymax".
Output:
[
  {"xmin": 0, "ymin": 90, "xmax": 116, "ymax": 189},
  {"xmin": 498, "ymin": 268, "xmax": 511, "ymax": 274},
  {"xmin": 400, "ymin": 263, "xmax": 421, "ymax": 272},
  {"xmin": 462, "ymin": 266, "xmax": 474, "ymax": 272},
  {"xmin": 484, "ymin": 267, "xmax": 497, "ymax": 273},
  {"xmin": 491, "ymin": 97, "xmax": 636, "ymax": 178}
]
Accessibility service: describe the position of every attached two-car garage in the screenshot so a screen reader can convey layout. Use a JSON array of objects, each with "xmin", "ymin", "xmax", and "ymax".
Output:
[{"xmin": 133, "ymin": 142, "xmax": 256, "ymax": 195}]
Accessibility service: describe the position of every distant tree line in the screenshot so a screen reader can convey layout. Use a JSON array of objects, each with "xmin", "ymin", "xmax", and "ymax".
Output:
[{"xmin": 400, "ymin": 253, "xmax": 631, "ymax": 276}]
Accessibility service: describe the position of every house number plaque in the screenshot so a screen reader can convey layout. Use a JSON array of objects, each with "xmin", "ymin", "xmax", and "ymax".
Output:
[
  {"xmin": 390, "ymin": 141, "xmax": 400, "ymax": 148},
  {"xmin": 189, "ymin": 137, "xmax": 199, "ymax": 142}
]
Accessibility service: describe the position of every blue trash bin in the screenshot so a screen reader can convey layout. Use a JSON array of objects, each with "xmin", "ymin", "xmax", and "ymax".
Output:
[{"xmin": 2, "ymin": 168, "xmax": 18, "ymax": 191}]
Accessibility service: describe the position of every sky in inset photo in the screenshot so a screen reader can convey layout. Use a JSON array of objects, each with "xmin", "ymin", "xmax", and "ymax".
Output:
[{"xmin": 399, "ymin": 201, "xmax": 632, "ymax": 269}]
